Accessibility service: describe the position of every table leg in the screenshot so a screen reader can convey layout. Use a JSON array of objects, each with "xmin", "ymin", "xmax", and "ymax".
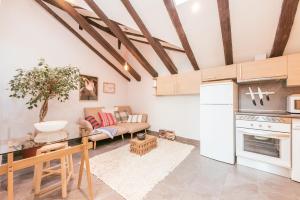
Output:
[
  {"xmin": 61, "ymin": 156, "xmax": 67, "ymax": 198},
  {"xmin": 7, "ymin": 153, "xmax": 14, "ymax": 200},
  {"xmin": 77, "ymin": 137, "xmax": 94, "ymax": 200},
  {"xmin": 77, "ymin": 154, "xmax": 84, "ymax": 188}
]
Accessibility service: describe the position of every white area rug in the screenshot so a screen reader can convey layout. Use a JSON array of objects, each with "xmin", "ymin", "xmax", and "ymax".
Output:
[{"xmin": 89, "ymin": 138, "xmax": 194, "ymax": 200}]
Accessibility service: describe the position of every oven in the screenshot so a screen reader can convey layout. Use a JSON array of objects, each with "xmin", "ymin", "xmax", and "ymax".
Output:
[{"xmin": 236, "ymin": 115, "xmax": 291, "ymax": 169}]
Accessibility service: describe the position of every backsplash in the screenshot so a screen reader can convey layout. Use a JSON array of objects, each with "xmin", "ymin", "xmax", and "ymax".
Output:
[{"xmin": 239, "ymin": 80, "xmax": 300, "ymax": 112}]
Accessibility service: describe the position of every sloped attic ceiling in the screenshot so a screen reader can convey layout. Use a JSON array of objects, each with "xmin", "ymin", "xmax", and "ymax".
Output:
[
  {"xmin": 67, "ymin": 0, "xmax": 300, "ymax": 66},
  {"xmin": 38, "ymin": 0, "xmax": 300, "ymax": 78}
]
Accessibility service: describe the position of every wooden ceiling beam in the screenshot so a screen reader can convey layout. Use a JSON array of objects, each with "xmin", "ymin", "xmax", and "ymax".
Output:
[
  {"xmin": 163, "ymin": 0, "xmax": 200, "ymax": 70},
  {"xmin": 121, "ymin": 0, "xmax": 178, "ymax": 74},
  {"xmin": 217, "ymin": 0, "xmax": 233, "ymax": 65},
  {"xmin": 43, "ymin": 0, "xmax": 185, "ymax": 54},
  {"xmin": 52, "ymin": 0, "xmax": 141, "ymax": 81},
  {"xmin": 35, "ymin": 0, "xmax": 131, "ymax": 81},
  {"xmin": 270, "ymin": 0, "xmax": 299, "ymax": 57},
  {"xmin": 84, "ymin": 0, "xmax": 158, "ymax": 77}
]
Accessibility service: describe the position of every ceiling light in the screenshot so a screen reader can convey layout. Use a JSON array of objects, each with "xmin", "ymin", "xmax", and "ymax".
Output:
[
  {"xmin": 174, "ymin": 0, "xmax": 189, "ymax": 6},
  {"xmin": 124, "ymin": 62, "xmax": 129, "ymax": 71}
]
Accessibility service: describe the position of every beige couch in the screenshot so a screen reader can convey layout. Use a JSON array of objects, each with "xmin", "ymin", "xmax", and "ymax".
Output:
[{"xmin": 80, "ymin": 106, "xmax": 150, "ymax": 149}]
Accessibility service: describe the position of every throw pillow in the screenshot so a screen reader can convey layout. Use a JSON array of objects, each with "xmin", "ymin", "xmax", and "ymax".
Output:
[
  {"xmin": 107, "ymin": 113, "xmax": 117, "ymax": 125},
  {"xmin": 127, "ymin": 115, "xmax": 133, "ymax": 123},
  {"xmin": 114, "ymin": 111, "xmax": 122, "ymax": 122},
  {"xmin": 137, "ymin": 114, "xmax": 143, "ymax": 123},
  {"xmin": 119, "ymin": 111, "xmax": 129, "ymax": 122},
  {"xmin": 98, "ymin": 112, "xmax": 117, "ymax": 127},
  {"xmin": 85, "ymin": 116, "xmax": 101, "ymax": 129},
  {"xmin": 127, "ymin": 114, "xmax": 142, "ymax": 123},
  {"xmin": 131, "ymin": 115, "xmax": 138, "ymax": 123}
]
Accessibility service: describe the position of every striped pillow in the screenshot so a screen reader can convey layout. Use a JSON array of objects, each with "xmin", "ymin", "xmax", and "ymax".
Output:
[
  {"xmin": 98, "ymin": 112, "xmax": 117, "ymax": 127},
  {"xmin": 85, "ymin": 116, "xmax": 101, "ymax": 129}
]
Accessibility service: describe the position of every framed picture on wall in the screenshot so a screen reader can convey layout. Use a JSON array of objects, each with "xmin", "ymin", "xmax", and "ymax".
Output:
[
  {"xmin": 79, "ymin": 74, "xmax": 98, "ymax": 100},
  {"xmin": 103, "ymin": 82, "xmax": 115, "ymax": 94}
]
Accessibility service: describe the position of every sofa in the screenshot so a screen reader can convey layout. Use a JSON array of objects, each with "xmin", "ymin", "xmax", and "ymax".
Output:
[{"xmin": 79, "ymin": 106, "xmax": 150, "ymax": 149}]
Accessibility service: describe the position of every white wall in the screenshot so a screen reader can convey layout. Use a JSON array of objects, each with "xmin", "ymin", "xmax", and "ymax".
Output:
[
  {"xmin": 0, "ymin": 0, "xmax": 129, "ymax": 139},
  {"xmin": 126, "ymin": 43, "xmax": 200, "ymax": 140}
]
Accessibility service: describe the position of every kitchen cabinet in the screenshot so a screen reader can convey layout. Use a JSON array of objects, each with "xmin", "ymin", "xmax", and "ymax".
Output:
[
  {"xmin": 175, "ymin": 71, "xmax": 202, "ymax": 95},
  {"xmin": 156, "ymin": 75, "xmax": 176, "ymax": 96},
  {"xmin": 237, "ymin": 56, "xmax": 288, "ymax": 82},
  {"xmin": 287, "ymin": 53, "xmax": 300, "ymax": 87},
  {"xmin": 156, "ymin": 71, "xmax": 202, "ymax": 96},
  {"xmin": 202, "ymin": 64, "xmax": 237, "ymax": 82}
]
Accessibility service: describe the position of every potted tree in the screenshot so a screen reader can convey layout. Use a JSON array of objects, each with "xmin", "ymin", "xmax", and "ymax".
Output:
[
  {"xmin": 9, "ymin": 59, "xmax": 80, "ymax": 157},
  {"xmin": 9, "ymin": 59, "xmax": 80, "ymax": 122}
]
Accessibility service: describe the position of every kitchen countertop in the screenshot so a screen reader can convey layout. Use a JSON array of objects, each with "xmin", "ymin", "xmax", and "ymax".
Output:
[{"xmin": 236, "ymin": 111, "xmax": 300, "ymax": 119}]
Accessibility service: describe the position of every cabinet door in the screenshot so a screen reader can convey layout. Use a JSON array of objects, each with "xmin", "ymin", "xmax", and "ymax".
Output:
[
  {"xmin": 202, "ymin": 64, "xmax": 237, "ymax": 82},
  {"xmin": 156, "ymin": 75, "xmax": 176, "ymax": 96},
  {"xmin": 237, "ymin": 56, "xmax": 287, "ymax": 82},
  {"xmin": 287, "ymin": 53, "xmax": 300, "ymax": 87},
  {"xmin": 175, "ymin": 71, "xmax": 202, "ymax": 95}
]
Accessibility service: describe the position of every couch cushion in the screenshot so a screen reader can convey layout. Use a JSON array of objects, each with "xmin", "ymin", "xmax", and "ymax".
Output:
[
  {"xmin": 85, "ymin": 116, "xmax": 101, "ymax": 129},
  {"xmin": 84, "ymin": 107, "xmax": 102, "ymax": 123},
  {"xmin": 118, "ymin": 122, "xmax": 150, "ymax": 133}
]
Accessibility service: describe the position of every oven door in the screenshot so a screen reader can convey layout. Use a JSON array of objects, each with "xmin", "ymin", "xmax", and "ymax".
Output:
[{"xmin": 236, "ymin": 128, "xmax": 291, "ymax": 168}]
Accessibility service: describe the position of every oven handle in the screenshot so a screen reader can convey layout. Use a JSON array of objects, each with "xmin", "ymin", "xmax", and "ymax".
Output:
[{"xmin": 237, "ymin": 128, "xmax": 290, "ymax": 140}]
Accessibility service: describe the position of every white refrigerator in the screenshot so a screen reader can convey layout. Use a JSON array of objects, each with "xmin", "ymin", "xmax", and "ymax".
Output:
[{"xmin": 200, "ymin": 81, "xmax": 238, "ymax": 164}]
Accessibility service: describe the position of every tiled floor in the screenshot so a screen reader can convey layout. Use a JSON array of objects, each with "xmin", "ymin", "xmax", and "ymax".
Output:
[{"xmin": 1, "ymin": 135, "xmax": 300, "ymax": 200}]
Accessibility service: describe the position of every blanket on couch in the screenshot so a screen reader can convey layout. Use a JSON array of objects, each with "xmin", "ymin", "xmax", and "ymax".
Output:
[{"xmin": 92, "ymin": 127, "xmax": 118, "ymax": 139}]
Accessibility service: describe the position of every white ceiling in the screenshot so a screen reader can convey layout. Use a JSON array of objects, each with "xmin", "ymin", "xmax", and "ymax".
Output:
[{"xmin": 65, "ymin": 0, "xmax": 300, "ymax": 73}]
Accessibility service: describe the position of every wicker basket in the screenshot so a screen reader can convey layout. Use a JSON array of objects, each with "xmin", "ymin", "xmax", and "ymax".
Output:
[{"xmin": 130, "ymin": 135, "xmax": 157, "ymax": 156}]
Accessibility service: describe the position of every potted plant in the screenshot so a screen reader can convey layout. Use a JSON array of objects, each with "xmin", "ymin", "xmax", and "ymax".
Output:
[
  {"xmin": 8, "ymin": 59, "xmax": 80, "ymax": 157},
  {"xmin": 9, "ymin": 59, "xmax": 80, "ymax": 122}
]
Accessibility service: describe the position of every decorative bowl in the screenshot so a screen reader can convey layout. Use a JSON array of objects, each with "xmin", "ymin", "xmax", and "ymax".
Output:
[
  {"xmin": 34, "ymin": 120, "xmax": 68, "ymax": 133},
  {"xmin": 137, "ymin": 133, "xmax": 146, "ymax": 140}
]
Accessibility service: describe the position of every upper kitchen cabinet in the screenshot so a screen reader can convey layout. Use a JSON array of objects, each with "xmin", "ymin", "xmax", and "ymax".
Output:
[
  {"xmin": 287, "ymin": 53, "xmax": 300, "ymax": 87},
  {"xmin": 155, "ymin": 71, "xmax": 202, "ymax": 96},
  {"xmin": 175, "ymin": 71, "xmax": 202, "ymax": 95},
  {"xmin": 156, "ymin": 75, "xmax": 176, "ymax": 96},
  {"xmin": 202, "ymin": 64, "xmax": 237, "ymax": 82},
  {"xmin": 237, "ymin": 56, "xmax": 288, "ymax": 82}
]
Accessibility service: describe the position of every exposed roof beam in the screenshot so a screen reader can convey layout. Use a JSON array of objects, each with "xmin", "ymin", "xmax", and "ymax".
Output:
[
  {"xmin": 36, "ymin": 1, "xmax": 130, "ymax": 82},
  {"xmin": 87, "ymin": 17, "xmax": 185, "ymax": 53},
  {"xmin": 121, "ymin": 0, "xmax": 178, "ymax": 74},
  {"xmin": 35, "ymin": 0, "xmax": 131, "ymax": 82},
  {"xmin": 43, "ymin": 0, "xmax": 185, "ymax": 54},
  {"xmin": 53, "ymin": 0, "xmax": 141, "ymax": 81},
  {"xmin": 84, "ymin": 0, "xmax": 158, "ymax": 77},
  {"xmin": 163, "ymin": 0, "xmax": 200, "ymax": 70},
  {"xmin": 270, "ymin": 0, "xmax": 299, "ymax": 57},
  {"xmin": 217, "ymin": 0, "xmax": 233, "ymax": 65}
]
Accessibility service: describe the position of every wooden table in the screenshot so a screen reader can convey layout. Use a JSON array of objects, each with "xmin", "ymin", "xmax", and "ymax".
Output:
[
  {"xmin": 130, "ymin": 134, "xmax": 157, "ymax": 156},
  {"xmin": 0, "ymin": 136, "xmax": 94, "ymax": 200}
]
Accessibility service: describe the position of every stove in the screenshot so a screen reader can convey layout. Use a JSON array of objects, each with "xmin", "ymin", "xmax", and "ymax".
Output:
[{"xmin": 235, "ymin": 113, "xmax": 292, "ymax": 177}]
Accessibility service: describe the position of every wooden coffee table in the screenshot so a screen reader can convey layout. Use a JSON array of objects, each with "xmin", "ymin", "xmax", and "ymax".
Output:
[{"xmin": 130, "ymin": 134, "xmax": 157, "ymax": 156}]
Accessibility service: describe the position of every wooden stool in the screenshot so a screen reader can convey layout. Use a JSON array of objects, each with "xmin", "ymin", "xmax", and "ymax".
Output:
[{"xmin": 33, "ymin": 142, "xmax": 74, "ymax": 198}]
